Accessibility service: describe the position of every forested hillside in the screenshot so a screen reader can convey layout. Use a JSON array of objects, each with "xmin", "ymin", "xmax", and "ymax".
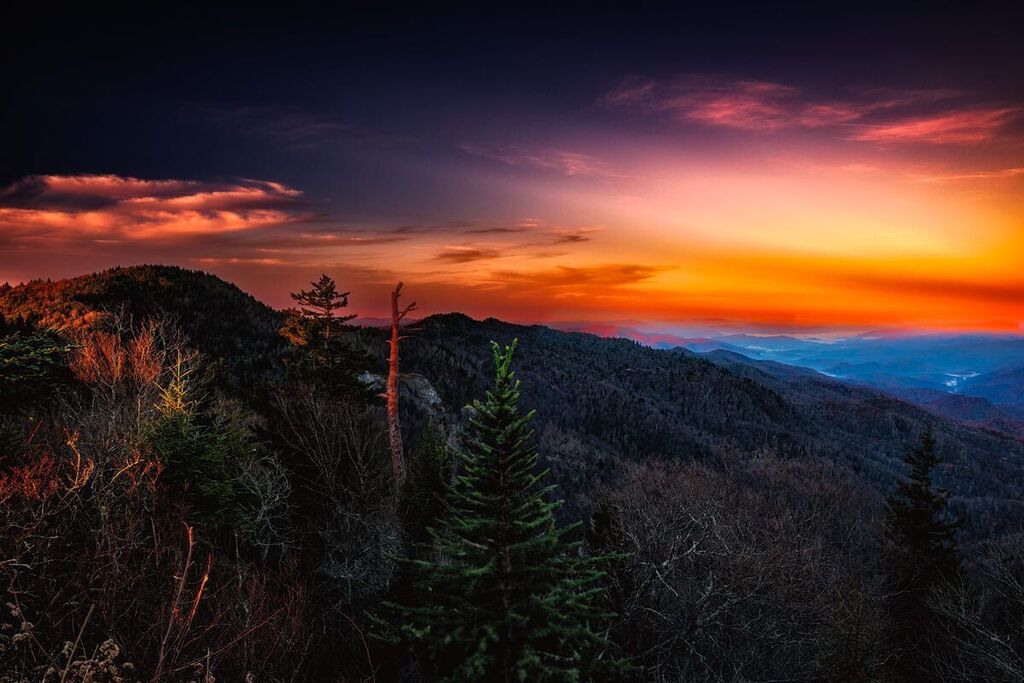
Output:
[
  {"xmin": 3, "ymin": 266, "xmax": 1024, "ymax": 681},
  {"xmin": 0, "ymin": 265, "xmax": 289, "ymax": 390},
  {"xmin": 384, "ymin": 314, "xmax": 1024, "ymax": 541},
  {"xmin": 4, "ymin": 266, "xmax": 1023, "ymax": 537}
]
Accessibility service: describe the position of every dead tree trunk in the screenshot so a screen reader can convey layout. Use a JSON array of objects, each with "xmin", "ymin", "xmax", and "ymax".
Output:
[{"xmin": 387, "ymin": 282, "xmax": 416, "ymax": 488}]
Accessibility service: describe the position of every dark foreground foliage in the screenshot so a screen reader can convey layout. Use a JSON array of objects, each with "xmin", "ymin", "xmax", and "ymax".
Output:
[{"xmin": 1, "ymin": 266, "xmax": 1023, "ymax": 681}]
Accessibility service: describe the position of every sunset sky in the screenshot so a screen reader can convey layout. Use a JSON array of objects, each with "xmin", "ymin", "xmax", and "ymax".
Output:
[{"xmin": 3, "ymin": 5, "xmax": 1023, "ymax": 332}]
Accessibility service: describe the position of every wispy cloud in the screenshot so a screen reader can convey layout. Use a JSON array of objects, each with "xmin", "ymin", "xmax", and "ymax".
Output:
[
  {"xmin": 237, "ymin": 109, "xmax": 355, "ymax": 144},
  {"xmin": 848, "ymin": 108, "xmax": 1021, "ymax": 144},
  {"xmin": 250, "ymin": 231, "xmax": 414, "ymax": 248},
  {"xmin": 386, "ymin": 221, "xmax": 508, "ymax": 236},
  {"xmin": 488, "ymin": 263, "xmax": 669, "ymax": 288},
  {"xmin": 549, "ymin": 232, "xmax": 590, "ymax": 244},
  {"xmin": 1, "ymin": 175, "xmax": 301, "ymax": 209},
  {"xmin": 602, "ymin": 75, "xmax": 1019, "ymax": 145},
  {"xmin": 909, "ymin": 167, "xmax": 1024, "ymax": 183},
  {"xmin": 525, "ymin": 226, "xmax": 603, "ymax": 247},
  {"xmin": 603, "ymin": 75, "xmax": 871, "ymax": 131},
  {"xmin": 462, "ymin": 226, "xmax": 529, "ymax": 235},
  {"xmin": 434, "ymin": 246, "xmax": 507, "ymax": 264},
  {"xmin": 461, "ymin": 143, "xmax": 631, "ymax": 179},
  {"xmin": 195, "ymin": 104, "xmax": 406, "ymax": 149},
  {"xmin": 192, "ymin": 256, "xmax": 286, "ymax": 266},
  {"xmin": 427, "ymin": 223, "xmax": 601, "ymax": 266}
]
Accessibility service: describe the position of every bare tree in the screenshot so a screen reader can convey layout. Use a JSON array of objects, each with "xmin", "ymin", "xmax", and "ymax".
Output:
[
  {"xmin": 929, "ymin": 534, "xmax": 1024, "ymax": 681},
  {"xmin": 386, "ymin": 282, "xmax": 416, "ymax": 487},
  {"xmin": 601, "ymin": 457, "xmax": 888, "ymax": 682}
]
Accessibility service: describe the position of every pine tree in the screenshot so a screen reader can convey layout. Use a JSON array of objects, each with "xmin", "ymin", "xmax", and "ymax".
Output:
[
  {"xmin": 149, "ymin": 351, "xmax": 238, "ymax": 530},
  {"xmin": 286, "ymin": 274, "xmax": 357, "ymax": 332},
  {"xmin": 280, "ymin": 274, "xmax": 369, "ymax": 398},
  {"xmin": 396, "ymin": 340, "xmax": 615, "ymax": 682},
  {"xmin": 0, "ymin": 315, "xmax": 74, "ymax": 416},
  {"xmin": 883, "ymin": 426, "xmax": 961, "ymax": 681},
  {"xmin": 400, "ymin": 421, "xmax": 453, "ymax": 549},
  {"xmin": 377, "ymin": 422, "xmax": 456, "ymax": 681}
]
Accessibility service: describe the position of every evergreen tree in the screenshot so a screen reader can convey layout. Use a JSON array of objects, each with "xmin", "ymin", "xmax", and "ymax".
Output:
[
  {"xmin": 883, "ymin": 426, "xmax": 961, "ymax": 681},
  {"xmin": 0, "ymin": 315, "xmax": 74, "ymax": 416},
  {"xmin": 396, "ymin": 340, "xmax": 615, "ymax": 682},
  {"xmin": 285, "ymin": 274, "xmax": 357, "ymax": 331},
  {"xmin": 149, "ymin": 351, "xmax": 239, "ymax": 530},
  {"xmin": 400, "ymin": 421, "xmax": 454, "ymax": 549},
  {"xmin": 280, "ymin": 274, "xmax": 369, "ymax": 397}
]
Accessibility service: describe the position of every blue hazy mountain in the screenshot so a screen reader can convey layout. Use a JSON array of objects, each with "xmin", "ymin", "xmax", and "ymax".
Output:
[{"xmin": 568, "ymin": 323, "xmax": 1024, "ymax": 435}]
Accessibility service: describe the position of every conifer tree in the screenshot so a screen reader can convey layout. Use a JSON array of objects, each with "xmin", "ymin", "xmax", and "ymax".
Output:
[
  {"xmin": 149, "ymin": 351, "xmax": 238, "ymax": 530},
  {"xmin": 396, "ymin": 340, "xmax": 614, "ymax": 682},
  {"xmin": 280, "ymin": 274, "xmax": 368, "ymax": 398},
  {"xmin": 400, "ymin": 421, "xmax": 453, "ymax": 549},
  {"xmin": 286, "ymin": 274, "xmax": 357, "ymax": 332},
  {"xmin": 0, "ymin": 315, "xmax": 73, "ymax": 415},
  {"xmin": 883, "ymin": 426, "xmax": 961, "ymax": 681}
]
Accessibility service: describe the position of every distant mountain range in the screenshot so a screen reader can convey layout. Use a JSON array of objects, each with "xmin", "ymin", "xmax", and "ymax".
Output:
[{"xmin": 555, "ymin": 322, "xmax": 1024, "ymax": 438}]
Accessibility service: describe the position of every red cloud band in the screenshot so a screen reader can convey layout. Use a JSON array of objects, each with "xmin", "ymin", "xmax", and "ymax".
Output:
[{"xmin": 0, "ymin": 174, "xmax": 309, "ymax": 241}]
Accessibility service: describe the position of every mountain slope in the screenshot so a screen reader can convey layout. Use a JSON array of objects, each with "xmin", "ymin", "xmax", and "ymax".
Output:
[
  {"xmin": 0, "ymin": 265, "xmax": 289, "ymax": 388},
  {"xmin": 5, "ymin": 267, "xmax": 1023, "ymax": 541},
  {"xmin": 390, "ymin": 315, "xmax": 1024, "ymax": 540}
]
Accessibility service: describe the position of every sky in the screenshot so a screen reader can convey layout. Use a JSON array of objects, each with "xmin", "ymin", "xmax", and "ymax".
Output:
[{"xmin": 2, "ymin": 4, "xmax": 1023, "ymax": 333}]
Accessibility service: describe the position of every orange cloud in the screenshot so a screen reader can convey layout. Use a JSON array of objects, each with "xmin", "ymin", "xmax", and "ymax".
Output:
[
  {"xmin": 193, "ymin": 257, "xmax": 286, "ymax": 266},
  {"xmin": 0, "ymin": 174, "xmax": 309, "ymax": 241}
]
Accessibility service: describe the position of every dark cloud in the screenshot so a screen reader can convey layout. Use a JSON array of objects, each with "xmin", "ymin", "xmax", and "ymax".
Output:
[
  {"xmin": 434, "ymin": 247, "xmax": 506, "ymax": 264},
  {"xmin": 489, "ymin": 263, "xmax": 671, "ymax": 288},
  {"xmin": 462, "ymin": 226, "xmax": 529, "ymax": 235}
]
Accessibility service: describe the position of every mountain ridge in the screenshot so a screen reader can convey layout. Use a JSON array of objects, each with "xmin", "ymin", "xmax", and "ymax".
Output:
[{"xmin": 4, "ymin": 265, "xmax": 1024, "ymax": 540}]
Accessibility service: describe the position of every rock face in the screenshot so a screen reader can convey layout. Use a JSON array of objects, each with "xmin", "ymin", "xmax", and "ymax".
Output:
[
  {"xmin": 359, "ymin": 371, "xmax": 445, "ymax": 423},
  {"xmin": 401, "ymin": 373, "xmax": 445, "ymax": 419}
]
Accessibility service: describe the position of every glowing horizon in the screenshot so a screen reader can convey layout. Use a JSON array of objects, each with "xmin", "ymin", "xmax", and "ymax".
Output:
[{"xmin": 3, "ymin": 21, "xmax": 1023, "ymax": 334}]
